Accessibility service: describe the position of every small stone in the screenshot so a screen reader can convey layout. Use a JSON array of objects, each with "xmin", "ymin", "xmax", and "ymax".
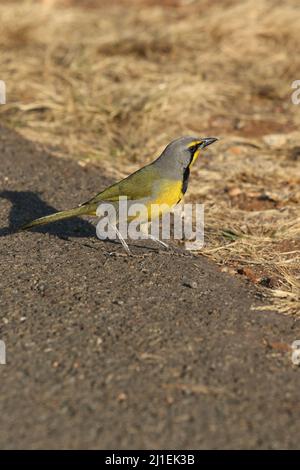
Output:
[
  {"xmin": 117, "ymin": 392, "xmax": 127, "ymax": 402},
  {"xmin": 183, "ymin": 281, "xmax": 198, "ymax": 289},
  {"xmin": 263, "ymin": 134, "xmax": 287, "ymax": 148},
  {"xmin": 228, "ymin": 186, "xmax": 242, "ymax": 197}
]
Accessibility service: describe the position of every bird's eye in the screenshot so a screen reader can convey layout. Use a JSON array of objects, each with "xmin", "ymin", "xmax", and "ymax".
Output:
[{"xmin": 188, "ymin": 143, "xmax": 201, "ymax": 155}]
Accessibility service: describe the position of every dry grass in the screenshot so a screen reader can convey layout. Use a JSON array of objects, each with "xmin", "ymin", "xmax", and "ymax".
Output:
[{"xmin": 0, "ymin": 0, "xmax": 299, "ymax": 314}]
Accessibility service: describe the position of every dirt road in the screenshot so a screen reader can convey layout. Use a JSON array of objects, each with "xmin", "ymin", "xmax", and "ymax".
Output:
[{"xmin": 0, "ymin": 126, "xmax": 300, "ymax": 449}]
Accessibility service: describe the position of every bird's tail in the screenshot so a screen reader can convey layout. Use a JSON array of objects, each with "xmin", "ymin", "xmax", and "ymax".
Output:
[{"xmin": 20, "ymin": 204, "xmax": 95, "ymax": 231}]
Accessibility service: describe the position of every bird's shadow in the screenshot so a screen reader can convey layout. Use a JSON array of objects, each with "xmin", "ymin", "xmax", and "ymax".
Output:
[
  {"xmin": 0, "ymin": 190, "xmax": 169, "ymax": 253},
  {"xmin": 0, "ymin": 190, "xmax": 95, "ymax": 239}
]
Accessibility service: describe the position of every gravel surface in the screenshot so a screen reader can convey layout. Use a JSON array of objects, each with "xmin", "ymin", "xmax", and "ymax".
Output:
[{"xmin": 1, "ymin": 126, "xmax": 300, "ymax": 449}]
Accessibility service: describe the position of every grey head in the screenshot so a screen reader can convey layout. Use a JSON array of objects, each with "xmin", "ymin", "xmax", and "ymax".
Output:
[{"xmin": 154, "ymin": 136, "xmax": 218, "ymax": 178}]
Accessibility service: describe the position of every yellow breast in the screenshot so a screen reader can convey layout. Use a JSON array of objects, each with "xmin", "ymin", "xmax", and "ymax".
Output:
[
  {"xmin": 151, "ymin": 179, "xmax": 183, "ymax": 206},
  {"xmin": 141, "ymin": 179, "xmax": 183, "ymax": 221}
]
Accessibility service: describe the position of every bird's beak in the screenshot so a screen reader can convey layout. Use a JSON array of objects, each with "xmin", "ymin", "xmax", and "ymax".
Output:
[{"xmin": 201, "ymin": 137, "xmax": 218, "ymax": 149}]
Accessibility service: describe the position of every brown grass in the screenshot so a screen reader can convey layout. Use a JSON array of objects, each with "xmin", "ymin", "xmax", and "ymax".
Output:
[{"xmin": 0, "ymin": 0, "xmax": 299, "ymax": 314}]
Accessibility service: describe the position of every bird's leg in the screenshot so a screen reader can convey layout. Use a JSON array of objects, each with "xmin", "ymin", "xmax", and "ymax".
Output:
[
  {"xmin": 108, "ymin": 222, "xmax": 131, "ymax": 255},
  {"xmin": 147, "ymin": 233, "xmax": 169, "ymax": 249},
  {"xmin": 140, "ymin": 223, "xmax": 169, "ymax": 249}
]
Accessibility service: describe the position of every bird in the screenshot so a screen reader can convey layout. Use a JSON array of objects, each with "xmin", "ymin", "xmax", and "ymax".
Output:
[{"xmin": 21, "ymin": 136, "xmax": 218, "ymax": 253}]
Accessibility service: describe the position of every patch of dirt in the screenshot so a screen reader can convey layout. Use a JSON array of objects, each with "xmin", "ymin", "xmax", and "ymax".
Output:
[{"xmin": 1, "ymin": 126, "xmax": 300, "ymax": 449}]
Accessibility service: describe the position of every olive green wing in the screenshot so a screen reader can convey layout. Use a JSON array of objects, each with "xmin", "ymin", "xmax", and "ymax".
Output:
[{"xmin": 82, "ymin": 164, "xmax": 159, "ymax": 206}]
